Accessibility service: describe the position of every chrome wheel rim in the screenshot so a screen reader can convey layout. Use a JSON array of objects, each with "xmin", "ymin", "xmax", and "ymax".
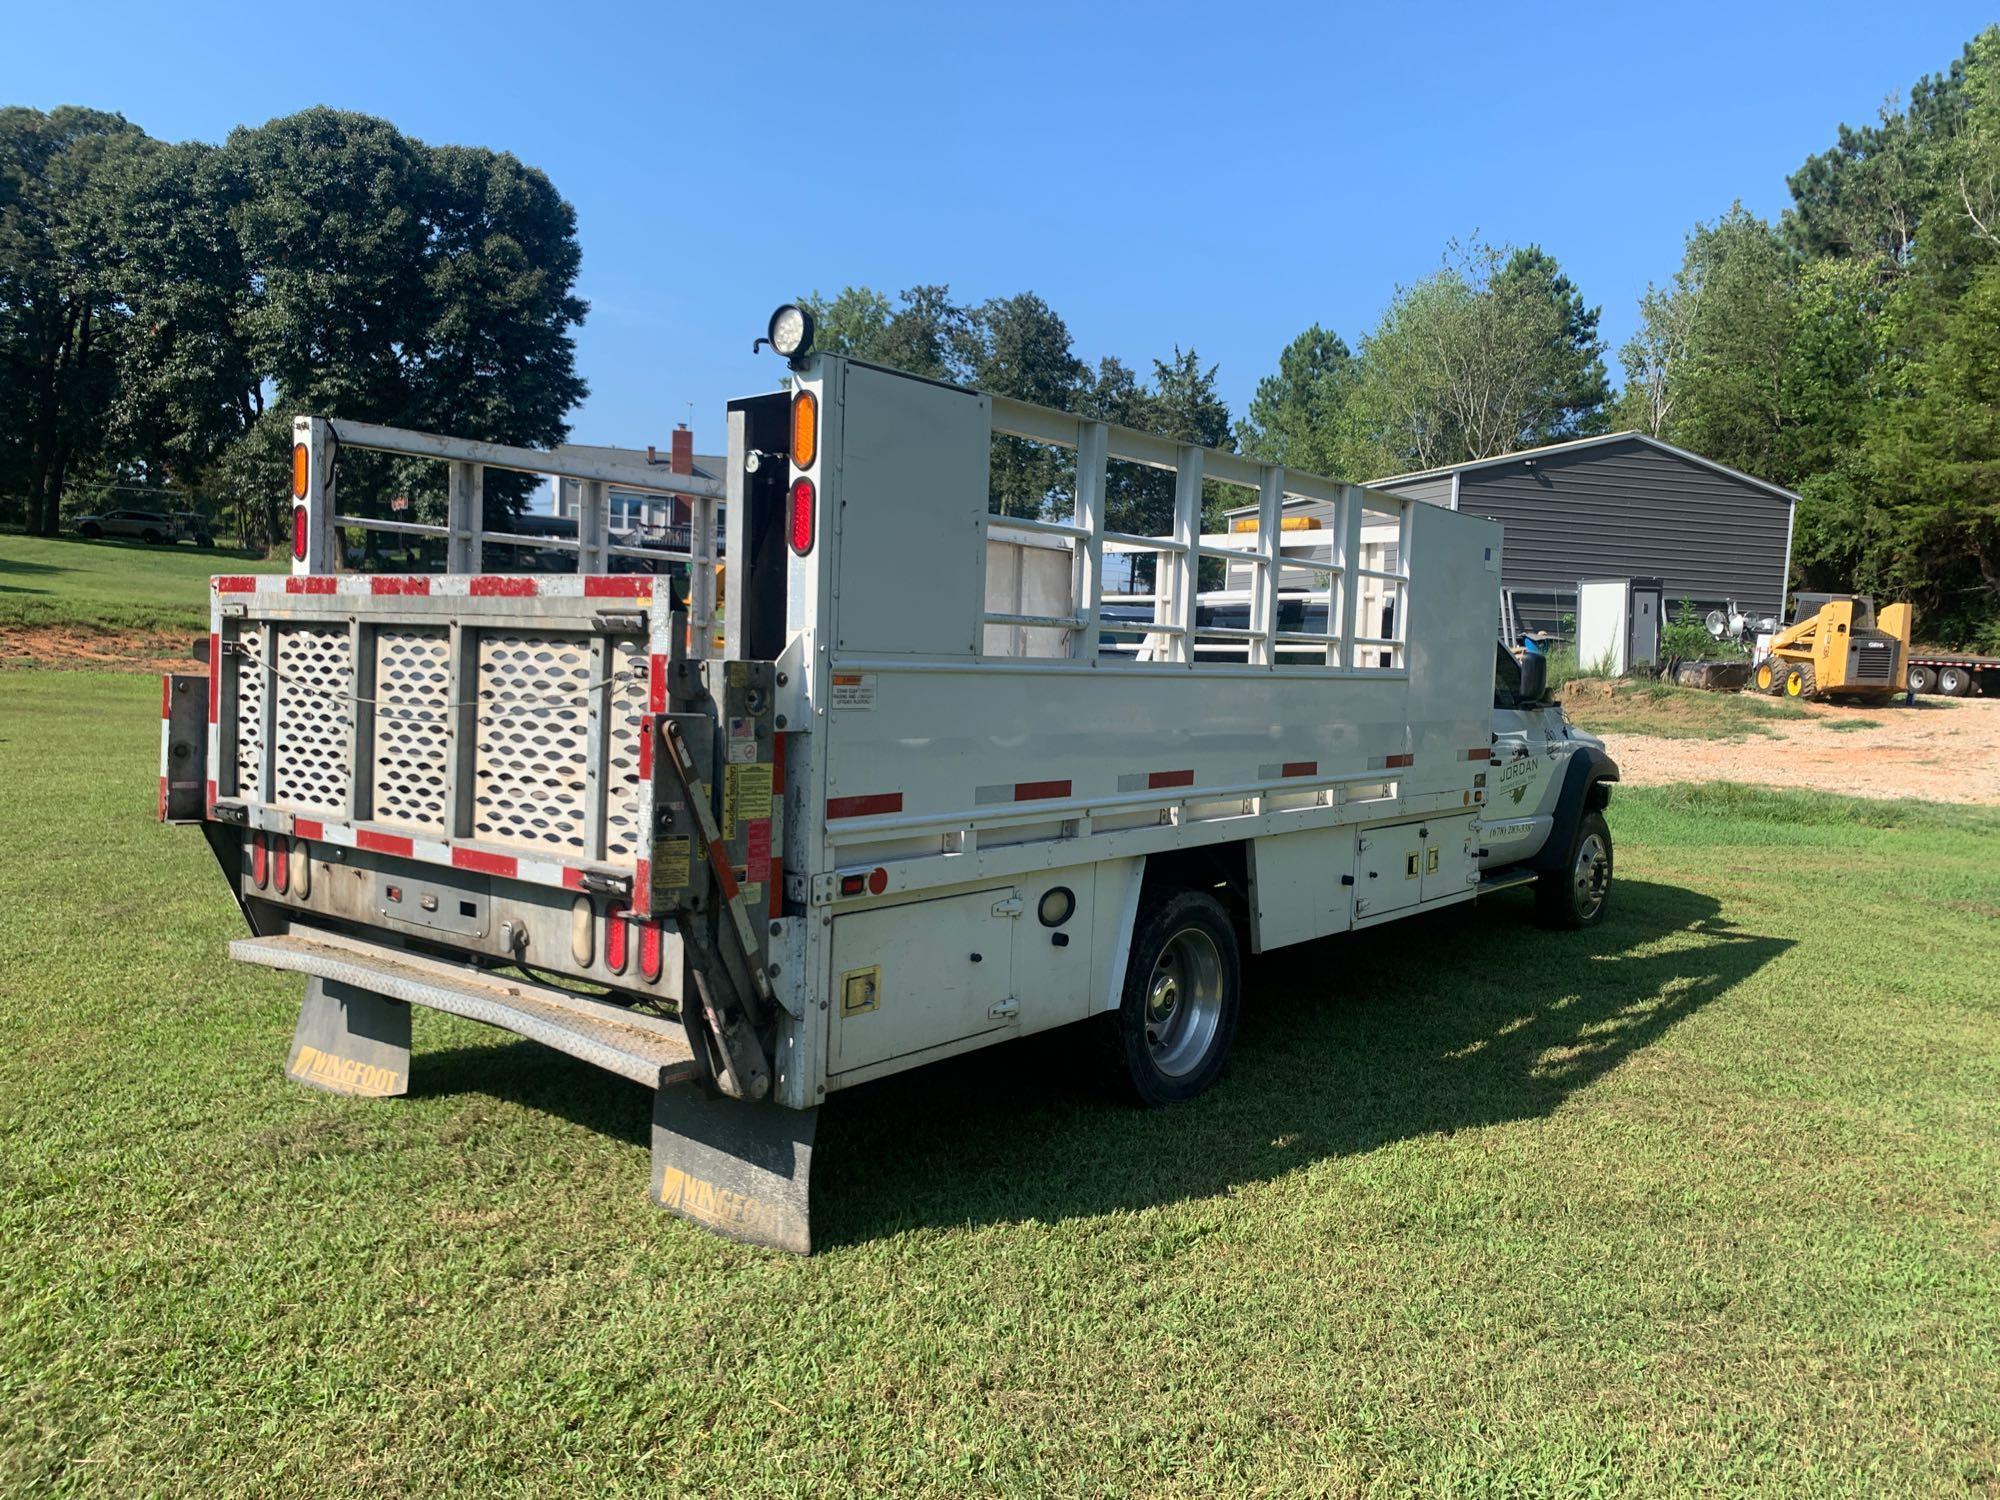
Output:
[
  {"xmin": 1572, "ymin": 833, "xmax": 1610, "ymax": 921},
  {"xmin": 1144, "ymin": 927, "xmax": 1224, "ymax": 1078}
]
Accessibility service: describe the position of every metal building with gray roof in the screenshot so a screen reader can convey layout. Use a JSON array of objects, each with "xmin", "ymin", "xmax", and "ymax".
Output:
[{"xmin": 1367, "ymin": 432, "xmax": 1796, "ymax": 635}]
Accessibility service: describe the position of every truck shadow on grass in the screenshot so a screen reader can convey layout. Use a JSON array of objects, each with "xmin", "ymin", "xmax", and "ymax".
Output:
[{"xmin": 408, "ymin": 878, "xmax": 1788, "ymax": 1246}]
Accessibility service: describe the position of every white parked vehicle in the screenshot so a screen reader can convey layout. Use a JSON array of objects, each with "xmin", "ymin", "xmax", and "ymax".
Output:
[
  {"xmin": 76, "ymin": 507, "xmax": 215, "ymax": 545},
  {"xmin": 160, "ymin": 306, "xmax": 1618, "ymax": 1252}
]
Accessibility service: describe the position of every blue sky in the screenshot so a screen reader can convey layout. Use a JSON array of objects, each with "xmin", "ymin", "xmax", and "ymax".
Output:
[{"xmin": 7, "ymin": 1, "xmax": 1993, "ymax": 458}]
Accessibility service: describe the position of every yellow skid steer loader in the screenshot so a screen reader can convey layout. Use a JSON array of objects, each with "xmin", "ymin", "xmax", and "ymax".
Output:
[{"xmin": 1752, "ymin": 593, "xmax": 1910, "ymax": 703}]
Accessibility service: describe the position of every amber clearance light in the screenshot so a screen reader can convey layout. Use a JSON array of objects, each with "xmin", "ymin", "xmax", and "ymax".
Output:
[
  {"xmin": 290, "ymin": 442, "xmax": 309, "ymax": 500},
  {"xmin": 791, "ymin": 389, "xmax": 817, "ymax": 470}
]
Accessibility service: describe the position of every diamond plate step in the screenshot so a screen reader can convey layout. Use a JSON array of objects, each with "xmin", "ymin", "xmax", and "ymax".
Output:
[{"xmin": 233, "ymin": 931, "xmax": 697, "ymax": 1089}]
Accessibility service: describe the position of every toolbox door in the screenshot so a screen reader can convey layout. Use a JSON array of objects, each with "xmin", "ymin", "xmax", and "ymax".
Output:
[
  {"xmin": 1353, "ymin": 823, "xmax": 1426, "ymax": 921},
  {"xmin": 830, "ymin": 887, "xmax": 1018, "ymax": 1074}
]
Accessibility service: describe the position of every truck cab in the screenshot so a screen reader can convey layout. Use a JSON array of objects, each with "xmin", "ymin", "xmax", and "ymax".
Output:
[{"xmin": 1482, "ymin": 643, "xmax": 1616, "ymax": 926}]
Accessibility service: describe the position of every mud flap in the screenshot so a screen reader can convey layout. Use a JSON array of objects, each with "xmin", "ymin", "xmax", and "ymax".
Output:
[
  {"xmin": 285, "ymin": 976, "xmax": 411, "ymax": 1098},
  {"xmin": 651, "ymin": 1080, "xmax": 817, "ymax": 1254}
]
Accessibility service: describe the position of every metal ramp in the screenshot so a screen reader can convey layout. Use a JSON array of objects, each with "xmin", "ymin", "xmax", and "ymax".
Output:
[{"xmin": 1499, "ymin": 588, "xmax": 1520, "ymax": 647}]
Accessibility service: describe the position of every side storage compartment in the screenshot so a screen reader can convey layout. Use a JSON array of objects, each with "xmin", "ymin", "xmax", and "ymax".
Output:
[
  {"xmin": 1247, "ymin": 827, "xmax": 1357, "ymax": 951},
  {"xmin": 1420, "ymin": 813, "xmax": 1479, "ymax": 902},
  {"xmin": 829, "ymin": 886, "xmax": 1021, "ymax": 1074},
  {"xmin": 1353, "ymin": 822, "xmax": 1427, "ymax": 922}
]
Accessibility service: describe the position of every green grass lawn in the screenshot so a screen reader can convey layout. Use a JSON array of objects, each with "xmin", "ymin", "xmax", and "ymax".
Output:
[
  {"xmin": 1560, "ymin": 678, "xmax": 1813, "ymax": 741},
  {"xmin": 1, "ymin": 671, "xmax": 1995, "ymax": 1496},
  {"xmin": 0, "ymin": 531, "xmax": 280, "ymax": 641}
]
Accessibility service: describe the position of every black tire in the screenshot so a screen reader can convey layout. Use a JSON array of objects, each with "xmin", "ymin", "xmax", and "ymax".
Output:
[
  {"xmin": 141, "ymin": 529, "xmax": 164, "ymax": 545},
  {"xmin": 1906, "ymin": 664, "xmax": 1934, "ymax": 694},
  {"xmin": 1753, "ymin": 658, "xmax": 1784, "ymax": 695},
  {"xmin": 1536, "ymin": 809, "xmax": 1613, "ymax": 930},
  {"xmin": 1938, "ymin": 665, "xmax": 1971, "ymax": 697},
  {"xmin": 1783, "ymin": 662, "xmax": 1816, "ymax": 701},
  {"xmin": 1101, "ymin": 888, "xmax": 1241, "ymax": 1106},
  {"xmin": 78, "ymin": 521, "xmax": 102, "ymax": 539}
]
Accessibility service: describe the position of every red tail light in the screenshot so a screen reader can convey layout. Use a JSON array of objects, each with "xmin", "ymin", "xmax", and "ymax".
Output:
[
  {"xmin": 273, "ymin": 834, "xmax": 290, "ymax": 894},
  {"xmin": 789, "ymin": 477, "xmax": 815, "ymax": 556},
  {"xmin": 291, "ymin": 505, "xmax": 307, "ymax": 561},
  {"xmin": 250, "ymin": 833, "xmax": 268, "ymax": 888},
  {"xmin": 639, "ymin": 920, "xmax": 663, "ymax": 983},
  {"xmin": 604, "ymin": 902, "xmax": 629, "ymax": 974}
]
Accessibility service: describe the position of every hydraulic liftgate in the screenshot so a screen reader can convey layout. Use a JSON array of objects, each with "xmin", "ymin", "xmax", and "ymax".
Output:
[{"xmin": 163, "ymin": 414, "xmax": 817, "ymax": 1252}]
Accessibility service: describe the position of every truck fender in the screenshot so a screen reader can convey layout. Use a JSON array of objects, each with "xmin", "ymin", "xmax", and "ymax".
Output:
[
  {"xmin": 1528, "ymin": 746, "xmax": 1619, "ymax": 873},
  {"xmin": 1094, "ymin": 858, "xmax": 1149, "ymax": 1016}
]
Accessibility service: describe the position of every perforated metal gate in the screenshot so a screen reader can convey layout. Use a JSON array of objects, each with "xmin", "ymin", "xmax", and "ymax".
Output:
[
  {"xmin": 233, "ymin": 623, "xmax": 266, "ymax": 801},
  {"xmin": 272, "ymin": 626, "xmax": 352, "ymax": 815},
  {"xmin": 228, "ymin": 614, "xmax": 646, "ymax": 862},
  {"xmin": 370, "ymin": 627, "xmax": 453, "ymax": 834},
  {"xmin": 603, "ymin": 635, "xmax": 649, "ymax": 863},
  {"xmin": 470, "ymin": 631, "xmax": 596, "ymax": 856}
]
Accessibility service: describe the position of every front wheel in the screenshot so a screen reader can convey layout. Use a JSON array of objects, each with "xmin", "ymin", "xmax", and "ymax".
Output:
[
  {"xmin": 1753, "ymin": 659, "xmax": 1782, "ymax": 695},
  {"xmin": 1536, "ymin": 809, "xmax": 1612, "ymax": 929},
  {"xmin": 1101, "ymin": 889, "xmax": 1241, "ymax": 1106}
]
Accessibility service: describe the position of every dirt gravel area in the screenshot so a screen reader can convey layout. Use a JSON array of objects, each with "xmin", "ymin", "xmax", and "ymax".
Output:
[
  {"xmin": 0, "ymin": 626, "xmax": 193, "ymax": 674},
  {"xmin": 1596, "ymin": 693, "xmax": 2000, "ymax": 805}
]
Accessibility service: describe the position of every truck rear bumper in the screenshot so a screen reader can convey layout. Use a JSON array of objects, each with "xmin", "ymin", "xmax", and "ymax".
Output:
[
  {"xmin": 234, "ymin": 931, "xmax": 700, "ymax": 1089},
  {"xmin": 234, "ymin": 930, "xmax": 818, "ymax": 1252}
]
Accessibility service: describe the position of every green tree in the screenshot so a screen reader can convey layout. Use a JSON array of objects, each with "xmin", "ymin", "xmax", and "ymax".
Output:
[
  {"xmin": 1235, "ymin": 324, "xmax": 1361, "ymax": 477},
  {"xmin": 1864, "ymin": 259, "xmax": 2000, "ymax": 644},
  {"xmin": 970, "ymin": 292, "xmax": 1086, "ymax": 518},
  {"xmin": 0, "ymin": 107, "xmax": 147, "ymax": 535},
  {"xmin": 1614, "ymin": 277, "xmax": 1698, "ymax": 438},
  {"xmin": 1349, "ymin": 238, "xmax": 1609, "ymax": 472},
  {"xmin": 1489, "ymin": 245, "xmax": 1610, "ymax": 445},
  {"xmin": 800, "ymin": 283, "xmax": 973, "ymax": 383},
  {"xmin": 1784, "ymin": 41, "xmax": 1972, "ymax": 264},
  {"xmin": 105, "ymin": 139, "xmax": 259, "ymax": 495},
  {"xmin": 218, "ymin": 108, "xmax": 587, "ymax": 540},
  {"xmin": 1656, "ymin": 206, "xmax": 1799, "ymax": 483}
]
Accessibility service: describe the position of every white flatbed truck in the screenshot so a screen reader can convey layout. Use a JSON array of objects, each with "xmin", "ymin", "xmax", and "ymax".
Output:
[{"xmin": 159, "ymin": 305, "xmax": 1619, "ymax": 1252}]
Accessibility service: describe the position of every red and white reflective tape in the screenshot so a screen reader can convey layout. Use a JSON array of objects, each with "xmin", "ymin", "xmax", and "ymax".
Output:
[
  {"xmin": 1367, "ymin": 752, "xmax": 1415, "ymax": 771},
  {"xmin": 1115, "ymin": 768, "xmax": 1194, "ymax": 793},
  {"xmin": 225, "ymin": 808, "xmax": 624, "ymax": 895},
  {"xmin": 973, "ymin": 778, "xmax": 1072, "ymax": 806},
  {"xmin": 827, "ymin": 792, "xmax": 903, "ymax": 820},
  {"xmin": 211, "ymin": 573, "xmax": 657, "ymax": 600}
]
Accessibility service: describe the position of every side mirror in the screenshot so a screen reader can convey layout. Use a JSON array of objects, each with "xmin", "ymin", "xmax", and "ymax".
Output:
[{"xmin": 1517, "ymin": 650, "xmax": 1548, "ymax": 704}]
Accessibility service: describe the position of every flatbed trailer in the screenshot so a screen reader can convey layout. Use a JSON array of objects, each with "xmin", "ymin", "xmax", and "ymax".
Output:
[
  {"xmin": 1906, "ymin": 649, "xmax": 2000, "ymax": 697},
  {"xmin": 160, "ymin": 307, "xmax": 1618, "ymax": 1251}
]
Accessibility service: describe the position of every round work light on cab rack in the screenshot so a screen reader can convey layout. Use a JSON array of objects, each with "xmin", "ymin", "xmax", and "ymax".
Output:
[{"xmin": 754, "ymin": 303, "xmax": 816, "ymax": 369}]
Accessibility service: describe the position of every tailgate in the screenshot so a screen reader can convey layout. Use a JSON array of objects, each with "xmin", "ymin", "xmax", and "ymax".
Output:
[{"xmin": 205, "ymin": 573, "xmax": 662, "ymax": 906}]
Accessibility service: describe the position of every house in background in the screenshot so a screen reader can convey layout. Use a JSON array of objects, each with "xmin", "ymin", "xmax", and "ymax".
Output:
[
  {"xmin": 548, "ymin": 425, "xmax": 727, "ymax": 553},
  {"xmin": 1368, "ymin": 432, "xmax": 1796, "ymax": 638}
]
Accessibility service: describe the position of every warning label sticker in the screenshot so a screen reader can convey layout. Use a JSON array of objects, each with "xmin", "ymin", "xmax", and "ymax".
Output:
[
  {"xmin": 830, "ymin": 672, "xmax": 875, "ymax": 711},
  {"xmin": 725, "ymin": 715, "xmax": 758, "ymax": 765},
  {"xmin": 653, "ymin": 837, "xmax": 693, "ymax": 891},
  {"xmin": 724, "ymin": 763, "xmax": 773, "ymax": 834},
  {"xmin": 745, "ymin": 817, "xmax": 771, "ymax": 871}
]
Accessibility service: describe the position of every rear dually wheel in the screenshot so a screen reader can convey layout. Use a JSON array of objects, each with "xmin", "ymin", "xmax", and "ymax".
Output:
[{"xmin": 1103, "ymin": 889, "xmax": 1241, "ymax": 1106}]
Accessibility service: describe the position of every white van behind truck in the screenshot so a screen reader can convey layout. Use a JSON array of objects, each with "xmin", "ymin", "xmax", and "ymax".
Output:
[{"xmin": 159, "ymin": 306, "xmax": 1618, "ymax": 1252}]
